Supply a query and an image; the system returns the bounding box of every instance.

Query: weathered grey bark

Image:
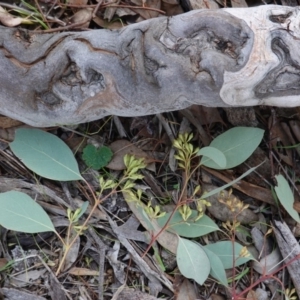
[0,5,299,127]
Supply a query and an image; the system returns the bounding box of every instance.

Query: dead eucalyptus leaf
[117,287,160,300]
[254,288,269,300]
[203,184,258,224]
[0,6,24,27]
[10,269,47,287]
[123,191,178,254]
[130,0,161,19]
[252,248,282,275]
[70,8,92,28]
[67,0,88,4]
[184,0,219,10]
[0,116,23,129]
[0,288,47,300]
[107,139,154,170]
[246,290,258,300]
[251,227,273,256]
[62,229,80,271]
[231,0,248,8]
[176,279,198,300]
[68,267,99,276]
[107,241,126,284]
[93,15,124,29]
[0,258,8,269]
[269,119,293,166]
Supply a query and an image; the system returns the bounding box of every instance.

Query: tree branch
[0,5,298,127]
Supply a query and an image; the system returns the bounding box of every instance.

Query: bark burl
[0,5,299,127]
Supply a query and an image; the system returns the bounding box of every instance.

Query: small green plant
[82,144,113,170]
[284,288,297,300]
[5,0,49,29]
[0,126,283,292]
[146,128,264,286]
[1,128,148,275]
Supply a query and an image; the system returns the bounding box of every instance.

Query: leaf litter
[0,1,300,300]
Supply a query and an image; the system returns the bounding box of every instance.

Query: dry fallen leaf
[184,0,219,10]
[246,289,258,300]
[0,6,24,27]
[123,190,178,254]
[10,269,47,287]
[289,120,300,141]
[0,258,8,270]
[92,16,124,29]
[252,248,282,275]
[116,287,160,300]
[161,2,183,16]
[231,0,248,8]
[188,105,224,126]
[269,117,294,166]
[176,279,198,300]
[130,0,161,19]
[202,167,274,205]
[203,184,258,224]
[68,267,99,276]
[0,288,47,300]
[107,139,154,170]
[67,0,88,4]
[62,229,80,271]
[70,8,93,28]
[0,116,23,129]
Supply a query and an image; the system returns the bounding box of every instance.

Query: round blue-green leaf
[177,238,210,285]
[275,175,300,223]
[202,246,228,287]
[198,146,226,169]
[157,210,219,237]
[0,191,55,233]
[10,128,82,181]
[204,241,254,269]
[201,127,264,169]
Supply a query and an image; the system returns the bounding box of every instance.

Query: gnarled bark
[0,5,299,127]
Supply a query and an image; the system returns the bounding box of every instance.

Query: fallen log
[0,5,298,127]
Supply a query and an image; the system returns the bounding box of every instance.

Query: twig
[34,21,89,33]
[93,0,103,18]
[87,227,107,300]
[34,0,50,28]
[105,211,174,292]
[52,1,166,14]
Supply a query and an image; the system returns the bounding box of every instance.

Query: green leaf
[0,260,14,272]
[227,267,249,283]
[274,175,300,223]
[204,241,254,269]
[82,144,113,170]
[10,128,82,181]
[201,127,264,169]
[201,163,262,199]
[74,201,89,222]
[202,246,228,287]
[198,146,226,169]
[0,191,55,233]
[177,237,210,285]
[140,207,155,231]
[157,210,219,237]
